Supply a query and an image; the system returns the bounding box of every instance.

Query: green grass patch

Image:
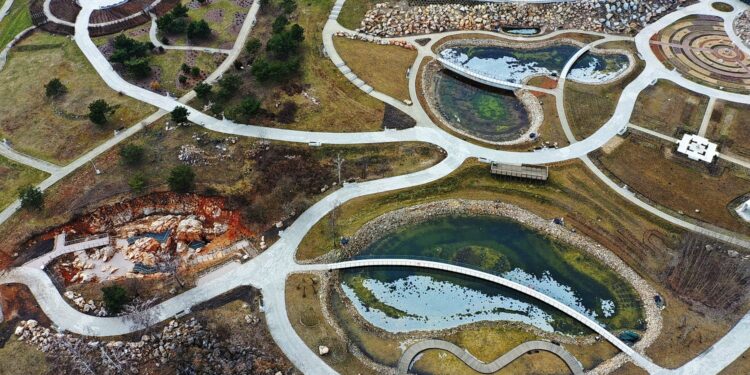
[0,32,155,164]
[336,0,377,30]
[0,155,49,210]
[0,0,32,48]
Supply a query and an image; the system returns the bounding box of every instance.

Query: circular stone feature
[652,15,750,93]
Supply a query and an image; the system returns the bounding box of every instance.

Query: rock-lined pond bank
[334,199,662,363]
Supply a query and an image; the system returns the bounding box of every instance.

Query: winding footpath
[1,0,750,374]
[396,339,584,375]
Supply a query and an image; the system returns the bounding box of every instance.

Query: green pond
[341,216,644,334]
[434,72,531,142]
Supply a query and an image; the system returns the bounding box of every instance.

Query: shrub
[194,82,211,99]
[44,78,67,98]
[245,38,261,55]
[191,66,201,77]
[119,144,144,166]
[88,99,114,125]
[18,186,43,210]
[128,173,147,193]
[102,285,130,315]
[187,20,211,40]
[171,106,190,124]
[272,15,288,34]
[168,165,196,193]
[277,101,298,124]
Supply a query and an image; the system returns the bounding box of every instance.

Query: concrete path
[0,140,60,174]
[320,258,662,373]
[0,0,12,24]
[2,1,750,375]
[698,96,716,136]
[24,233,110,269]
[397,339,584,375]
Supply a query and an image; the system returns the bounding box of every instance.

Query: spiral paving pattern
[652,15,750,93]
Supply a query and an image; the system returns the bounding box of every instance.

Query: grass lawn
[0,337,48,375]
[147,49,223,96]
[297,159,682,265]
[597,135,750,235]
[202,0,386,132]
[285,273,377,374]
[564,43,644,140]
[159,0,250,49]
[412,326,618,374]
[0,156,49,210]
[0,0,32,48]
[706,100,750,159]
[0,32,155,164]
[630,79,708,137]
[333,36,416,101]
[336,0,377,30]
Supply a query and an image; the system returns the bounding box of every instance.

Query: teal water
[341,215,644,333]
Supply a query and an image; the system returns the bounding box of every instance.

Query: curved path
[397,339,584,375]
[0,0,12,24]
[2,1,750,375]
[320,258,661,372]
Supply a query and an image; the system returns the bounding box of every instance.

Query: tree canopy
[18,186,43,210]
[88,99,115,125]
[171,106,190,124]
[168,165,196,193]
[44,78,67,98]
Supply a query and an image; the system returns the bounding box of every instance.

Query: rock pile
[333,31,416,49]
[357,0,686,36]
[63,291,107,316]
[734,10,750,48]
[14,316,282,374]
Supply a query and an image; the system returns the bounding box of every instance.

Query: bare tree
[333,153,345,185]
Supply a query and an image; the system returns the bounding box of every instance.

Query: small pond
[433,71,531,142]
[439,43,629,84]
[341,216,644,334]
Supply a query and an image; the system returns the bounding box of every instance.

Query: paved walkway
[0,0,12,24]
[397,339,584,375]
[24,233,110,269]
[2,1,750,375]
[320,258,662,373]
[0,141,61,174]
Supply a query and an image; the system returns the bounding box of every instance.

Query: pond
[340,216,644,334]
[433,71,531,142]
[439,43,629,84]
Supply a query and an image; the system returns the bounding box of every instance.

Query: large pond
[340,216,644,334]
[433,72,531,142]
[439,44,629,84]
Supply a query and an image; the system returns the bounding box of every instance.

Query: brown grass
[564,48,644,140]
[0,32,155,164]
[706,100,750,159]
[596,135,750,235]
[630,79,709,137]
[285,273,377,374]
[333,37,416,101]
